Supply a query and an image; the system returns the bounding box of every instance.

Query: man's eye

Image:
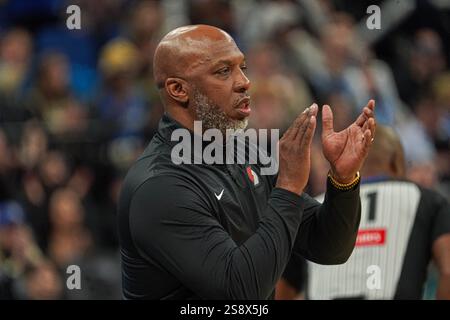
[216,67,230,75]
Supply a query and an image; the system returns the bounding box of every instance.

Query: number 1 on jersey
[367,191,378,221]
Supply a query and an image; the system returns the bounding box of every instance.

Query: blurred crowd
[0,0,449,299]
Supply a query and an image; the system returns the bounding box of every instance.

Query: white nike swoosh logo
[214,189,224,200]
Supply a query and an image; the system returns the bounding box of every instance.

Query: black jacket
[118,113,361,299]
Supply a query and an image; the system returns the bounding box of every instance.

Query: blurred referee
[282,126,450,299]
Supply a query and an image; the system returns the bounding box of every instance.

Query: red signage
[355,229,386,247]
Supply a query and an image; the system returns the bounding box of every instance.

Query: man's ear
[165,78,189,106]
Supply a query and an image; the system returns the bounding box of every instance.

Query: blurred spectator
[394,28,447,109]
[18,121,48,171]
[63,161,120,251]
[407,160,439,190]
[235,0,301,49]
[189,0,236,38]
[0,201,42,273]
[127,0,163,50]
[282,14,365,143]
[39,150,70,190]
[69,0,124,44]
[0,128,22,199]
[396,117,439,190]
[46,187,121,299]
[20,171,47,250]
[22,261,64,300]
[301,13,355,101]
[96,38,149,170]
[29,53,86,135]
[247,42,312,132]
[47,188,92,268]
[343,45,407,126]
[19,150,70,251]
[0,28,32,95]
[0,128,15,177]
[126,0,165,138]
[0,198,45,299]
[415,92,449,187]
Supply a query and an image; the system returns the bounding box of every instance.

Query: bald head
[153,25,235,90]
[363,125,406,178]
[151,24,250,133]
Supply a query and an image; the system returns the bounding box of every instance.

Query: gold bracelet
[328,170,360,191]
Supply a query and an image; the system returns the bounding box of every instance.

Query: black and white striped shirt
[305,178,450,299]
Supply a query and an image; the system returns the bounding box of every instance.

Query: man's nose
[234,70,251,93]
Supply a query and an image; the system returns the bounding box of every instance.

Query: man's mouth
[235,97,251,117]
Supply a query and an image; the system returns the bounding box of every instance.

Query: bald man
[281,126,450,299]
[118,25,376,299]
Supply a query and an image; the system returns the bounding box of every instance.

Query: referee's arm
[129,175,304,300]
[429,191,450,299]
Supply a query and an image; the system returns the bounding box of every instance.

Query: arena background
[0,0,449,300]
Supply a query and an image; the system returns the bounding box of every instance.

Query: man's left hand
[322,100,376,184]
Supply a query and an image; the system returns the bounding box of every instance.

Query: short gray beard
[192,89,248,135]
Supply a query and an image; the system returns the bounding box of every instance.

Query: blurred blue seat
[0,0,62,29]
[36,26,97,67]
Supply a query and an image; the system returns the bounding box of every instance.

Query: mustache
[233,95,251,108]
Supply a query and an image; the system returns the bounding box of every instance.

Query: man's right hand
[275,104,318,196]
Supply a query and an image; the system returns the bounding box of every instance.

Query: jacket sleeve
[129,175,304,300]
[292,178,362,265]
